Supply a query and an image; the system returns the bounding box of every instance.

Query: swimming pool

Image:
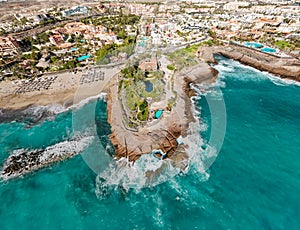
[139,42,146,47]
[154,110,163,119]
[244,42,263,49]
[78,54,91,61]
[261,47,277,53]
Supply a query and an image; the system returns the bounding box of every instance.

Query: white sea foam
[95,154,181,194]
[22,93,107,119]
[95,88,211,195]
[1,136,94,180]
[69,93,107,111]
[38,136,94,162]
[25,103,65,115]
[216,57,300,87]
[215,64,235,73]
[266,74,300,87]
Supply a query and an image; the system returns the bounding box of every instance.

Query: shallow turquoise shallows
[0,56,300,229]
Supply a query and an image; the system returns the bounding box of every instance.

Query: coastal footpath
[199,44,300,82]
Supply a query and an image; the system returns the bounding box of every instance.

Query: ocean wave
[22,104,65,123]
[0,93,107,125]
[265,74,300,87]
[95,92,211,196]
[69,93,107,111]
[95,154,181,195]
[216,57,300,87]
[214,64,235,73]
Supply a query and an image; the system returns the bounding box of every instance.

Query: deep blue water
[0,57,300,229]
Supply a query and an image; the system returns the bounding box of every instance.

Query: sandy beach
[0,66,123,111]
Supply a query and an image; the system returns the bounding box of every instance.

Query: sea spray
[95,155,180,195]
[94,85,215,196]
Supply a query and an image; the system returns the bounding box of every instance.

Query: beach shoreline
[1,44,299,179]
[1,43,299,112]
[0,65,123,112]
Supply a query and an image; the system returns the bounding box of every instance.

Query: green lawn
[168,44,200,69]
[274,40,295,50]
[122,75,164,123]
[125,86,141,111]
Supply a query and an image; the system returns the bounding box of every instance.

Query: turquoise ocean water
[0,56,299,229]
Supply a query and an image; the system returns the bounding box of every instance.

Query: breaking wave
[1,135,94,180]
[95,85,219,196]
[70,93,107,111]
[0,93,107,125]
[266,74,300,87]
[215,56,300,87]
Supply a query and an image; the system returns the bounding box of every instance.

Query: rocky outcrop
[108,114,183,162]
[1,136,93,180]
[199,45,300,81]
[106,61,218,165]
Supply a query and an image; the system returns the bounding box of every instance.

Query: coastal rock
[199,45,300,81]
[1,136,93,180]
[106,60,218,166]
[109,124,182,162]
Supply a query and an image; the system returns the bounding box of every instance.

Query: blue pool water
[244,42,263,48]
[154,110,163,119]
[78,54,91,61]
[139,42,146,47]
[144,80,153,92]
[261,47,277,53]
[0,57,300,229]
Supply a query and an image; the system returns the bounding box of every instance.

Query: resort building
[139,57,158,72]
[49,34,64,46]
[49,34,72,49]
[62,6,89,17]
[64,22,87,35]
[126,4,156,17]
[0,36,20,56]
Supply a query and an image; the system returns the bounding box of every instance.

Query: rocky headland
[3,43,298,180]
[106,60,218,169]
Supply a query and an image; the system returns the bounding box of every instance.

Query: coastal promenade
[1,41,299,111]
